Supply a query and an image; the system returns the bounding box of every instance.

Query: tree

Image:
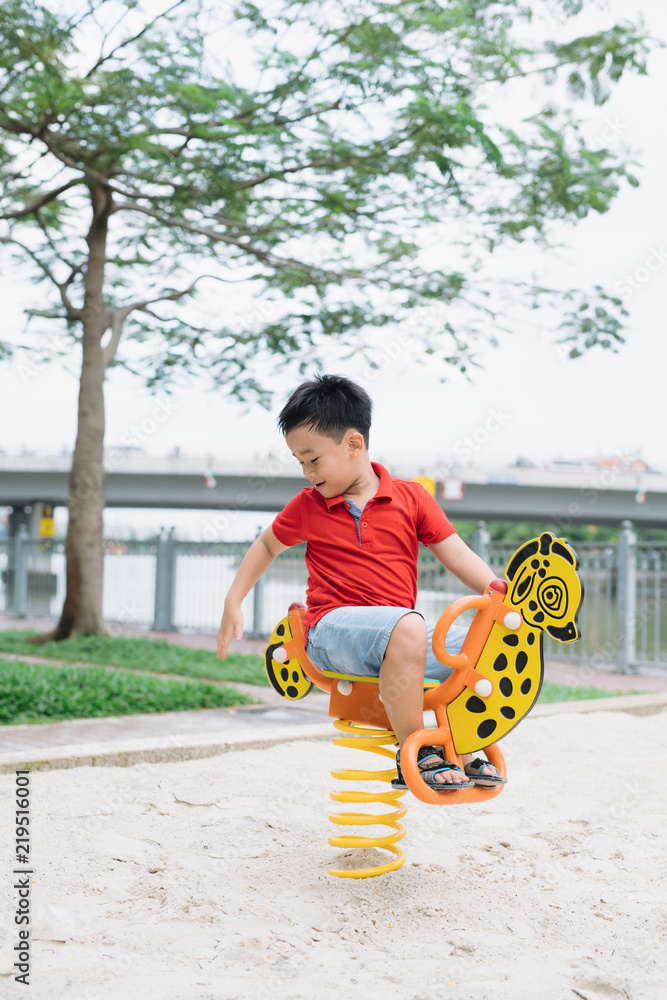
[0,0,651,638]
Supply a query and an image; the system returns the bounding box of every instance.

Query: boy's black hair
[277,374,372,448]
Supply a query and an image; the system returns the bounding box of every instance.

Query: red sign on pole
[441,478,465,502]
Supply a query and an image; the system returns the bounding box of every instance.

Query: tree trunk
[30,182,113,642]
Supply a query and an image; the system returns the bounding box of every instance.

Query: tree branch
[0,235,83,320]
[84,0,191,79]
[101,311,124,369]
[103,276,206,367]
[142,98,344,140]
[230,23,357,125]
[234,155,369,192]
[0,108,147,201]
[0,178,82,220]
[110,200,355,279]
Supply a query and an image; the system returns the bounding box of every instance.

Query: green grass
[0,657,257,725]
[0,631,641,700]
[0,630,644,726]
[0,630,268,686]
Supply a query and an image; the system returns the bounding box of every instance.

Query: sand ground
[1,708,666,1000]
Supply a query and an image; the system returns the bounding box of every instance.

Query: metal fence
[1,521,665,673]
[637,542,667,668]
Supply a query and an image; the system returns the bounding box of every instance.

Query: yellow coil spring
[328,719,408,879]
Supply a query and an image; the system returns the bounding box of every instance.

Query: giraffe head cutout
[504,532,583,642]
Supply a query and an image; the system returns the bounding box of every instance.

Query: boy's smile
[285,423,379,503]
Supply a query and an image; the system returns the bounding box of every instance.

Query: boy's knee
[387,612,427,655]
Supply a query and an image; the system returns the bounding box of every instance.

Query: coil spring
[328,719,408,879]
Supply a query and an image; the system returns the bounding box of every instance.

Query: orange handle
[431,593,490,670]
[288,608,333,693]
[426,580,511,711]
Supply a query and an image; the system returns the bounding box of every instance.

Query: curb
[0,693,665,773]
[0,722,334,774]
[531,691,667,718]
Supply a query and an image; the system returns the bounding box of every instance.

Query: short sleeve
[272,493,305,546]
[415,485,457,545]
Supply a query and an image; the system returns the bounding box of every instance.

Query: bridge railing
[1,522,664,673]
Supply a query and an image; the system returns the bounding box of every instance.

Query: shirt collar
[323,462,394,510]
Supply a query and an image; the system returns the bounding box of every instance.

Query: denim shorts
[306,605,468,684]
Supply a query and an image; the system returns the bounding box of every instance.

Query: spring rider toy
[264,532,583,878]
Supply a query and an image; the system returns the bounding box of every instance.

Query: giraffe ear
[539,532,554,555]
[506,538,540,581]
[551,538,577,567]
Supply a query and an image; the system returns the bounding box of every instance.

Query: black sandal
[392,745,475,792]
[464,757,508,786]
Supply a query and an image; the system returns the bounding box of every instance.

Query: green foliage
[456,520,666,544]
[0,656,256,725]
[558,287,628,357]
[0,0,657,387]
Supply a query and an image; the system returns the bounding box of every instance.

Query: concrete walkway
[1,614,666,773]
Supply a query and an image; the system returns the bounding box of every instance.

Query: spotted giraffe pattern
[447,532,583,755]
[264,616,313,700]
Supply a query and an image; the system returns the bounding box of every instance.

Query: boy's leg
[380,612,469,786]
[425,619,503,783]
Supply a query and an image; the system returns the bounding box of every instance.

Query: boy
[216,374,505,790]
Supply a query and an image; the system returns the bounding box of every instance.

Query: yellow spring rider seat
[264,533,583,879]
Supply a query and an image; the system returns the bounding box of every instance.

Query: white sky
[1,0,666,537]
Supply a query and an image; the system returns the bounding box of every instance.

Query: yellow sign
[412,476,436,498]
[39,503,55,538]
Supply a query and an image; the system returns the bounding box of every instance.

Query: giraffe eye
[537,578,565,618]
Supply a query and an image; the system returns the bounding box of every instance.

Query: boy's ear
[345,429,365,455]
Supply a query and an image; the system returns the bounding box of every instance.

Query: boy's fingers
[216,629,230,659]
[216,612,243,657]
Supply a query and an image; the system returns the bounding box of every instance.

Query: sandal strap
[466,758,497,772]
[418,758,462,774]
[396,746,473,788]
[416,745,446,762]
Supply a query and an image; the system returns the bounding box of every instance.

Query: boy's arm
[428,533,496,595]
[216,526,290,659]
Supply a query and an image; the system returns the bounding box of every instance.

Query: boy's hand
[216,601,244,659]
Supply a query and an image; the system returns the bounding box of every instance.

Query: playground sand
[1,708,666,1000]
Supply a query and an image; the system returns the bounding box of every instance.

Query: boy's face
[286,423,364,498]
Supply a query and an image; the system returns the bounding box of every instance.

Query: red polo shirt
[271,462,456,633]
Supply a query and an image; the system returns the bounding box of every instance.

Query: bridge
[1,451,664,529]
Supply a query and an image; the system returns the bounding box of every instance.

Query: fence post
[251,574,265,638]
[13,524,29,619]
[471,520,490,565]
[152,527,176,632]
[616,520,637,673]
